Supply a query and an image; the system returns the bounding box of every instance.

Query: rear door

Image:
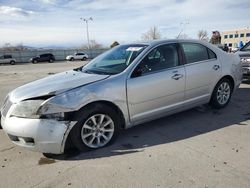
[127,43,186,124]
[75,53,81,60]
[180,42,221,106]
[39,54,47,62]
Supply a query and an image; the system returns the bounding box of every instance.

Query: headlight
[10,100,65,120]
[11,100,44,118]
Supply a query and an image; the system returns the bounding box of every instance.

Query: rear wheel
[210,78,233,109]
[82,57,87,61]
[10,61,15,65]
[49,59,54,63]
[70,103,121,151]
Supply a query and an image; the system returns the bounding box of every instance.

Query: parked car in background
[0,39,242,154]
[0,55,16,65]
[66,52,88,61]
[30,53,55,63]
[236,41,250,80]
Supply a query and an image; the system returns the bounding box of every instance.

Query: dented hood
[9,70,109,103]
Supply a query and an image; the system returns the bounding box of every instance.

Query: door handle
[172,74,183,80]
[213,65,220,70]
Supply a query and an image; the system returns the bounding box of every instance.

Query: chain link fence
[0,49,107,63]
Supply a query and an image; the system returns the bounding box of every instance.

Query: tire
[82,57,87,61]
[32,60,37,64]
[209,78,233,109]
[70,58,74,61]
[70,103,121,152]
[49,59,54,63]
[10,61,15,65]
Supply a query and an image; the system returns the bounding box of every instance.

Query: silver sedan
[0,39,242,154]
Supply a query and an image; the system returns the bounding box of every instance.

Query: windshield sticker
[126,47,143,51]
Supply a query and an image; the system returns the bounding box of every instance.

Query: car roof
[124,39,212,47]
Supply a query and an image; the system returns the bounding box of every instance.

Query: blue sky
[0,0,249,47]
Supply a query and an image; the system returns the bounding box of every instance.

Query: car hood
[236,50,250,57]
[9,70,109,103]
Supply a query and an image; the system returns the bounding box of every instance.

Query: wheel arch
[63,100,126,152]
[219,75,235,91]
[80,100,126,129]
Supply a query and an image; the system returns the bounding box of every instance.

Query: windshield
[82,44,148,75]
[240,42,250,51]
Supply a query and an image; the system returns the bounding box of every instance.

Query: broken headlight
[40,112,65,121]
[11,100,45,118]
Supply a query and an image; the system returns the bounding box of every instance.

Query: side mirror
[131,68,143,78]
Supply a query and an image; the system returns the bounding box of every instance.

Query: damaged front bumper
[1,115,76,154]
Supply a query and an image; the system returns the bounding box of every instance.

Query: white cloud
[0,0,249,47]
[0,6,34,17]
[32,0,56,4]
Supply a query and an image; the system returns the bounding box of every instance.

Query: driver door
[126,43,186,124]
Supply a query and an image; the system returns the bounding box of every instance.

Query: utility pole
[177,22,189,39]
[80,17,93,50]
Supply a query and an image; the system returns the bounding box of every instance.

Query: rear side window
[207,48,216,59]
[4,55,12,59]
[181,43,216,64]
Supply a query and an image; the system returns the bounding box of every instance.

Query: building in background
[221,28,250,51]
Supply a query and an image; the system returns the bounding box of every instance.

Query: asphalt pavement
[0,61,250,188]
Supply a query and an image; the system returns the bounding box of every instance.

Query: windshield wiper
[84,70,97,74]
[73,66,83,72]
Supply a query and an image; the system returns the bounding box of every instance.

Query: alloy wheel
[216,82,231,105]
[81,114,114,148]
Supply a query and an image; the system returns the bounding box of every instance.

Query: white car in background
[66,52,88,61]
[0,55,16,65]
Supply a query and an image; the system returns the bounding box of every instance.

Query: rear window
[181,43,216,64]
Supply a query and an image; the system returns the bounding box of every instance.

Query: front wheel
[210,78,233,109]
[70,104,121,151]
[10,61,15,65]
[49,59,54,63]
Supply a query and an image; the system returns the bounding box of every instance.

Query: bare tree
[82,40,103,49]
[197,30,208,41]
[141,26,161,41]
[0,43,27,51]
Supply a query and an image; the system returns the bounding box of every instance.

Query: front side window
[240,42,250,51]
[82,44,148,75]
[132,44,179,77]
[181,43,209,64]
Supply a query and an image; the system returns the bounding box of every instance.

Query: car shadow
[46,87,250,160]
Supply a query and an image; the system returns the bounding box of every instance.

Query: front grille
[1,96,12,117]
